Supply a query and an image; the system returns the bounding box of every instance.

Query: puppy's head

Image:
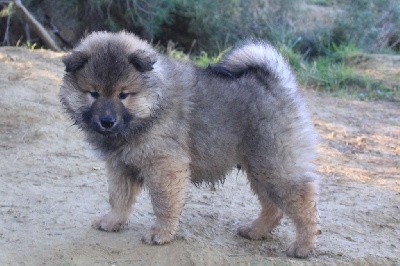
[60,31,161,137]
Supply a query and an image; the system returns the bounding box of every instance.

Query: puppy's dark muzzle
[99,115,116,129]
[82,98,133,135]
[96,115,123,135]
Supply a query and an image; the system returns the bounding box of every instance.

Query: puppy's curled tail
[211,41,297,92]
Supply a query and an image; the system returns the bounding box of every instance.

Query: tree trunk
[12,0,61,51]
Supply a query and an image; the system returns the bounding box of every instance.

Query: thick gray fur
[60,32,320,258]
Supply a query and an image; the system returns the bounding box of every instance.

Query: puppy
[60,31,320,258]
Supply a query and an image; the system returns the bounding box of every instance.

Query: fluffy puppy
[60,31,320,258]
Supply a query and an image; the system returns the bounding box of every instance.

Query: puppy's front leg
[142,160,190,245]
[92,159,142,232]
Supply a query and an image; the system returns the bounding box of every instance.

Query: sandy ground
[0,47,399,265]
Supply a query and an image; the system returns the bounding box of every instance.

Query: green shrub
[333,0,400,52]
[299,44,397,100]
[306,0,334,6]
[2,0,399,101]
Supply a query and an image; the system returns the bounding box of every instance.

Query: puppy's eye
[119,92,129,99]
[90,91,99,99]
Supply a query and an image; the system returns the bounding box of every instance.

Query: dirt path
[0,47,399,265]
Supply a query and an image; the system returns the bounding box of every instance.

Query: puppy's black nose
[99,115,116,129]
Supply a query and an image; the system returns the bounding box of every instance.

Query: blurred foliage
[0,3,14,17]
[334,0,400,52]
[1,0,399,54]
[306,0,334,6]
[1,0,399,100]
[288,44,399,101]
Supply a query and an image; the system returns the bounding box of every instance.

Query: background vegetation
[1,0,399,100]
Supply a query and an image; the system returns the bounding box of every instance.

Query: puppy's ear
[62,51,89,73]
[128,50,157,72]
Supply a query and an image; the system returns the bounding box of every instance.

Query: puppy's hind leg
[239,166,319,258]
[238,175,283,240]
[92,160,142,232]
[282,180,320,258]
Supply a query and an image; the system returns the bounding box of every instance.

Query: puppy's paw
[238,225,268,240]
[286,241,314,258]
[92,212,128,232]
[142,226,175,245]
